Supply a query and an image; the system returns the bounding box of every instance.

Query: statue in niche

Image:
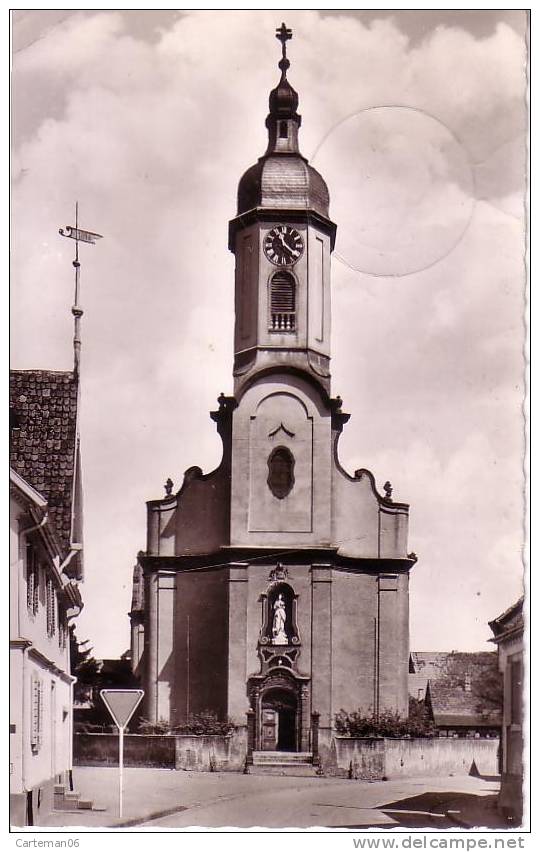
[272,594,287,645]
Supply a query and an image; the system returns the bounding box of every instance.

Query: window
[279,120,288,138]
[30,675,43,753]
[267,446,295,499]
[46,577,56,637]
[270,272,296,331]
[26,543,39,615]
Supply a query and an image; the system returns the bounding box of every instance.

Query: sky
[10,9,528,659]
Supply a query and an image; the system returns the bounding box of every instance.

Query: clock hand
[283,233,296,251]
[277,233,293,258]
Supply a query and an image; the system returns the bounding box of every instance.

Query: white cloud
[11,10,527,655]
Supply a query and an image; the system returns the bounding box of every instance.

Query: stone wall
[74,729,247,772]
[331,737,499,780]
[74,734,177,768]
[175,729,247,771]
[75,732,499,780]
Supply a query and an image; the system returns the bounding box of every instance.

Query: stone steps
[252,750,313,764]
[54,784,94,812]
[247,750,321,776]
[247,763,321,777]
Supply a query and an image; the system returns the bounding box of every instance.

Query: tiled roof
[10,370,79,558]
[410,651,497,679]
[409,672,430,700]
[411,650,502,728]
[426,681,501,727]
[409,652,449,678]
[489,598,524,641]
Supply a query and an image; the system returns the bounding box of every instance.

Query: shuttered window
[46,577,56,637]
[26,543,39,615]
[31,675,43,753]
[270,272,296,331]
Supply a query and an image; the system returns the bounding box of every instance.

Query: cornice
[139,549,416,575]
[228,207,337,252]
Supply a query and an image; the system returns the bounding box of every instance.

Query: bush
[137,717,172,735]
[75,722,116,734]
[137,711,235,736]
[335,702,436,739]
[173,711,235,736]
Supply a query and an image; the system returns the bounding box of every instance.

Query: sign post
[100,689,144,818]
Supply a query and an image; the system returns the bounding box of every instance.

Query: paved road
[37,767,506,830]
[138,775,502,830]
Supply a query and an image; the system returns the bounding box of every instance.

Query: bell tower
[137,23,415,752]
[229,23,336,397]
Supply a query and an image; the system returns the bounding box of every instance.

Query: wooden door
[261,708,278,750]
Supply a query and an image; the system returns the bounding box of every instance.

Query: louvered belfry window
[270,272,296,331]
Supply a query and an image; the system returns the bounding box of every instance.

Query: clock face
[264,226,304,266]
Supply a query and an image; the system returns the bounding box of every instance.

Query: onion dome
[238,157,329,218]
[268,74,299,118]
[236,23,330,220]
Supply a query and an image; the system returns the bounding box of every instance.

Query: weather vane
[59,202,103,375]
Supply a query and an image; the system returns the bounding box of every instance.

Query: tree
[69,624,100,705]
[443,652,503,715]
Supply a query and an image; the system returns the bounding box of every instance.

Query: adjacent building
[409,650,502,738]
[489,598,524,822]
[131,25,416,767]
[10,370,84,825]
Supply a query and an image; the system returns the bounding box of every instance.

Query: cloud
[11,10,527,655]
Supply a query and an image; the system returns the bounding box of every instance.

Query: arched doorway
[261,687,298,751]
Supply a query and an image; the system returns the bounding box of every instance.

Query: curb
[113,804,190,828]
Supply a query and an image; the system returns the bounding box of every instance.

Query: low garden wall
[74,733,176,768]
[330,736,499,780]
[75,731,498,780]
[74,728,247,772]
[175,728,246,772]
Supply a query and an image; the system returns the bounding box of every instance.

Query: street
[37,767,509,830]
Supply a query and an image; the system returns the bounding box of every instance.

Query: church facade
[131,24,416,763]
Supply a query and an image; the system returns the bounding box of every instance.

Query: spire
[266,22,301,155]
[235,23,332,221]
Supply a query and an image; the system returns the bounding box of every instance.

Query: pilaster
[310,563,332,729]
[227,562,249,722]
[144,570,159,723]
[377,573,401,715]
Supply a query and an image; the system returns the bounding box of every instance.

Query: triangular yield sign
[100,689,144,729]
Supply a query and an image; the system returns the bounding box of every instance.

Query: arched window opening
[270,272,296,331]
[267,446,295,499]
[279,120,288,138]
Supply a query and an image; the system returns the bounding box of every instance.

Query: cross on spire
[275,22,292,74]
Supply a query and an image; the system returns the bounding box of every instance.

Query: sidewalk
[30,767,511,831]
